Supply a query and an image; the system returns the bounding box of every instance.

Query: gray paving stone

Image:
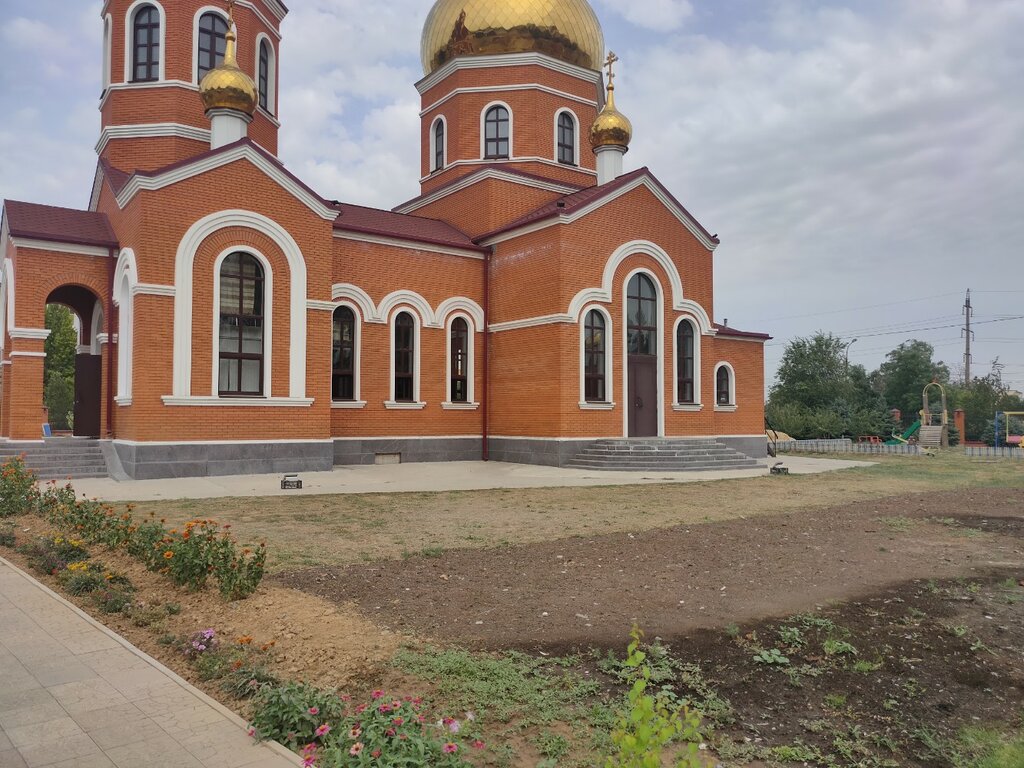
[104,733,205,768]
[0,693,65,731]
[18,733,103,768]
[0,748,29,767]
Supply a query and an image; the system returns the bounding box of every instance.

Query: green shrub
[221,663,279,699]
[0,523,15,547]
[93,588,133,613]
[17,534,89,576]
[56,562,109,595]
[250,682,348,751]
[0,456,39,518]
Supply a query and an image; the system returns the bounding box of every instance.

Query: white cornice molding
[331,400,367,409]
[10,238,112,258]
[330,284,484,330]
[116,144,338,221]
[10,351,46,358]
[9,328,51,340]
[96,123,210,155]
[237,1,284,36]
[161,396,314,407]
[133,283,176,298]
[479,175,718,252]
[395,167,579,214]
[421,84,597,117]
[714,333,770,344]
[306,299,336,312]
[333,230,484,260]
[417,52,602,94]
[418,157,596,185]
[99,79,198,109]
[489,313,571,333]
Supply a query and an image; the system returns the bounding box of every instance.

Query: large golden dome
[200,26,257,115]
[421,0,605,75]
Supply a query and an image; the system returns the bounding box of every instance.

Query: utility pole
[962,289,973,384]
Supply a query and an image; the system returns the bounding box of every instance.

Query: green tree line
[44,304,77,431]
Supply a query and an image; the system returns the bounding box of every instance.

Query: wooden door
[628,355,658,437]
[73,354,102,438]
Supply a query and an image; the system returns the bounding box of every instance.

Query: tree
[44,304,78,429]
[770,332,850,410]
[44,372,74,431]
[872,341,950,422]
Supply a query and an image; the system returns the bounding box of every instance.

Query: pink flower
[301,743,318,768]
[308,706,320,716]
[392,717,404,726]
[314,723,330,738]
[355,704,368,714]
[340,694,352,702]
[378,704,392,714]
[448,720,461,734]
[371,690,385,699]
[247,726,256,738]
[349,726,362,739]
[443,743,458,754]
[349,742,364,756]
[472,739,485,749]
[385,728,396,737]
[371,749,381,758]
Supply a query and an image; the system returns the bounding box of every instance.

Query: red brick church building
[0,0,769,479]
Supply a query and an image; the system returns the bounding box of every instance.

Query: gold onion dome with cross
[590,52,632,150]
[421,0,606,74]
[199,0,258,115]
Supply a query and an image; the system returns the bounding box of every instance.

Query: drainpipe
[106,248,116,439]
[482,246,492,461]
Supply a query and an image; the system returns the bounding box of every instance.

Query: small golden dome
[200,24,257,115]
[421,0,605,75]
[590,75,632,150]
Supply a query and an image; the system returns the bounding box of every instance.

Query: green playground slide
[885,419,921,445]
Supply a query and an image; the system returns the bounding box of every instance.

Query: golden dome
[421,0,605,75]
[200,24,257,115]
[590,81,632,150]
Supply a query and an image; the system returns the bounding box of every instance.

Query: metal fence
[964,446,1024,460]
[775,439,923,456]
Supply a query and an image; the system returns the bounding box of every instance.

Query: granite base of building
[717,435,769,460]
[112,441,334,480]
[333,437,483,465]
[488,435,768,467]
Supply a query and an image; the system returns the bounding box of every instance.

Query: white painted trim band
[161,396,314,407]
[396,167,578,214]
[333,231,484,260]
[9,328,51,340]
[96,123,210,154]
[417,52,602,94]
[418,156,596,184]
[10,238,111,258]
[421,83,597,117]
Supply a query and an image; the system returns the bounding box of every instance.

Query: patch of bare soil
[276,488,1024,651]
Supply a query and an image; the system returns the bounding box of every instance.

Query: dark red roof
[475,167,720,245]
[394,166,584,212]
[3,200,118,249]
[334,203,485,253]
[713,322,772,341]
[99,158,131,196]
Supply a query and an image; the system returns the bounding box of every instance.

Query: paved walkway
[69,456,873,502]
[0,557,299,768]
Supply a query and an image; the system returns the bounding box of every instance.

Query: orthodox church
[0,0,769,479]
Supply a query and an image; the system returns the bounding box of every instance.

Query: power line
[836,315,1024,341]
[762,291,961,322]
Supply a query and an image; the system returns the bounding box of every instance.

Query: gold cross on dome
[226,0,236,24]
[604,51,620,86]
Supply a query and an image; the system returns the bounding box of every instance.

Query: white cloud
[596,0,694,31]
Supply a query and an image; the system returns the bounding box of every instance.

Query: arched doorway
[45,286,103,438]
[626,272,659,437]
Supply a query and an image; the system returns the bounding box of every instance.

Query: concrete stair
[567,438,761,472]
[0,439,110,480]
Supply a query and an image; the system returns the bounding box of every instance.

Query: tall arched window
[716,365,733,406]
[584,309,606,402]
[197,12,228,81]
[557,111,576,165]
[627,274,658,355]
[258,39,271,112]
[394,312,415,402]
[132,5,160,82]
[332,306,355,401]
[433,119,445,171]
[450,317,469,403]
[484,105,510,159]
[676,321,695,404]
[219,253,264,397]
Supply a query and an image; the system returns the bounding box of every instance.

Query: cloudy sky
[1,0,1022,392]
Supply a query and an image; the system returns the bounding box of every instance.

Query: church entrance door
[626,272,659,438]
[73,354,102,438]
[628,355,657,437]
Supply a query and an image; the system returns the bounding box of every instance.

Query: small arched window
[433,119,445,171]
[557,112,576,165]
[132,5,160,82]
[676,321,695,404]
[332,307,356,401]
[484,105,510,159]
[394,312,415,402]
[627,274,658,355]
[198,12,229,81]
[584,309,606,402]
[450,317,469,403]
[258,39,271,112]
[716,365,732,406]
[219,253,264,397]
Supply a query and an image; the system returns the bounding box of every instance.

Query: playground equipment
[994,411,1024,448]
[885,419,921,445]
[919,382,949,449]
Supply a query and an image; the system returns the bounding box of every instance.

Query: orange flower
[237,635,253,645]
[163,550,174,559]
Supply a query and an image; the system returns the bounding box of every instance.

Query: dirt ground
[276,488,1024,651]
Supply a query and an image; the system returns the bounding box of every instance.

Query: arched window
[258,39,271,112]
[584,309,606,402]
[557,111,576,165]
[676,321,695,404]
[484,105,510,159]
[197,12,228,81]
[716,365,733,406]
[433,119,446,171]
[450,317,469,403]
[627,274,658,355]
[332,307,356,401]
[394,312,415,402]
[218,253,264,396]
[132,5,160,82]
[103,15,112,89]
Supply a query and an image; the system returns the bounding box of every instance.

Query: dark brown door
[73,354,102,438]
[628,356,658,437]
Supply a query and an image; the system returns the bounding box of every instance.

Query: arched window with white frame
[332,305,358,402]
[715,362,736,409]
[257,36,276,114]
[432,116,447,172]
[116,273,133,402]
[444,314,476,407]
[583,308,607,403]
[386,310,424,408]
[218,252,266,397]
[196,11,229,82]
[102,15,112,89]
[675,319,698,405]
[556,109,578,166]
[482,103,511,159]
[124,1,165,83]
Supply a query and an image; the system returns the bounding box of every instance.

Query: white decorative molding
[9,351,46,358]
[416,52,602,94]
[253,0,287,22]
[488,313,571,333]
[192,6,230,85]
[236,1,284,39]
[444,312,476,406]
[388,308,421,404]
[670,315,703,410]
[103,14,112,89]
[96,123,210,155]
[478,174,718,252]
[9,328,51,340]
[672,404,704,412]
[714,405,738,413]
[333,231,484,260]
[161,396,314,407]
[114,250,136,401]
[554,107,582,167]
[172,210,308,399]
[384,401,427,410]
[578,304,613,408]
[123,0,167,83]
[331,400,367,409]
[435,297,485,330]
[99,79,198,110]
[306,299,336,312]
[417,156,596,185]
[254,33,277,116]
[422,84,597,117]
[714,361,737,409]
[116,143,338,221]
[441,402,480,410]
[479,100,514,161]
[10,238,111,258]
[96,333,110,345]
[89,299,104,355]
[133,283,176,297]
[429,114,448,173]
[115,396,133,407]
[579,402,615,410]
[330,284,484,331]
[396,167,578,214]
[211,247,273,398]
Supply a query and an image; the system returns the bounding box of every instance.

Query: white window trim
[212,248,273,398]
[480,100,513,160]
[443,311,477,408]
[714,361,737,411]
[124,0,166,83]
[103,14,113,89]
[386,308,425,409]
[89,300,105,356]
[554,107,580,167]
[578,304,614,409]
[621,269,665,437]
[671,316,702,410]
[192,5,230,85]
[430,115,448,173]
[115,271,133,403]
[331,301,362,407]
[255,33,276,116]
